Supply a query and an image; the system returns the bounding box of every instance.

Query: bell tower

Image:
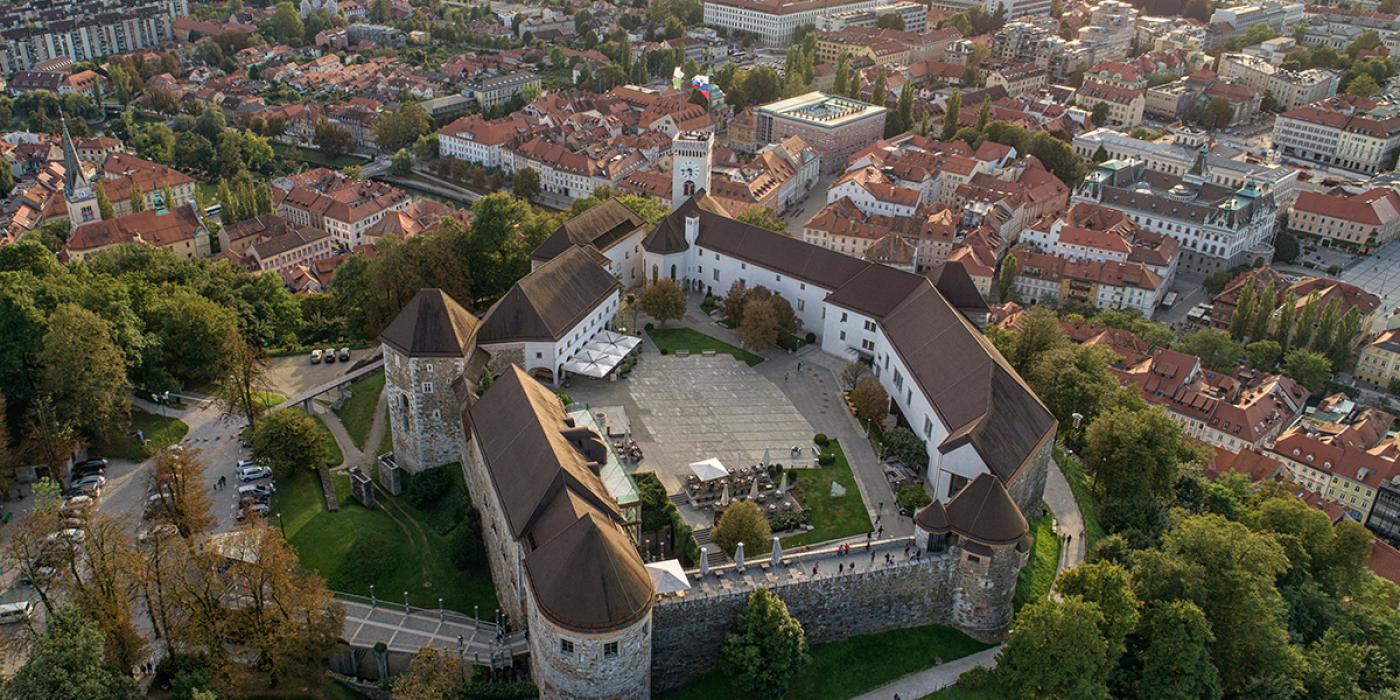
[671,131,713,211]
[61,114,99,230]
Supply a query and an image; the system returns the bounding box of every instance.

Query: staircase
[692,528,729,565]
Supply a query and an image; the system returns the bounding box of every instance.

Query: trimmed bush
[769,509,811,531]
[804,332,816,344]
[817,452,835,466]
[645,322,655,331]
[405,464,453,508]
[814,433,830,447]
[897,485,932,513]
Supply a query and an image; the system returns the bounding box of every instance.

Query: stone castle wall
[384,346,468,474]
[651,548,1014,692]
[527,591,653,700]
[1006,433,1054,520]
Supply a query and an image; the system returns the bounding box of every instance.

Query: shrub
[776,333,801,351]
[660,348,670,355]
[555,390,573,406]
[766,463,783,482]
[462,681,541,699]
[711,500,773,556]
[406,464,453,507]
[768,509,811,531]
[897,485,932,513]
[960,666,993,690]
[817,452,835,466]
[814,433,829,447]
[805,332,816,344]
[645,322,655,331]
[451,507,487,570]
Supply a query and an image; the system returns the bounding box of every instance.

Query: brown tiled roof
[378,288,481,358]
[942,473,1028,545]
[479,246,620,344]
[1292,188,1400,226]
[468,366,651,632]
[65,204,204,254]
[533,198,646,262]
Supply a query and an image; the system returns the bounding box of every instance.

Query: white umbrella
[689,458,729,482]
[777,470,788,496]
[646,560,692,594]
[748,477,759,500]
[735,541,745,568]
[770,536,783,565]
[700,547,710,576]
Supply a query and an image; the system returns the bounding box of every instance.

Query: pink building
[755,92,886,173]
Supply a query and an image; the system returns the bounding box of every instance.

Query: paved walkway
[851,645,1001,700]
[337,594,526,660]
[667,294,910,539]
[1045,459,1086,575]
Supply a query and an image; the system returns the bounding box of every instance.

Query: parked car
[323,348,337,364]
[17,566,57,586]
[46,528,86,545]
[338,347,351,362]
[238,483,276,499]
[71,462,106,480]
[236,459,266,469]
[0,600,35,624]
[60,496,93,516]
[72,473,106,488]
[138,523,179,543]
[238,465,273,482]
[310,349,323,364]
[66,481,102,498]
[74,458,108,472]
[237,502,271,520]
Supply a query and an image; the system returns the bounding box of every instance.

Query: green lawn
[647,327,764,366]
[782,439,873,548]
[271,461,497,614]
[333,370,384,449]
[377,407,393,456]
[254,391,287,410]
[662,624,991,700]
[1013,514,1060,610]
[286,407,343,467]
[926,686,996,699]
[1054,447,1105,550]
[92,409,189,460]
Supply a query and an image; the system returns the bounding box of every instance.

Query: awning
[646,559,691,594]
[690,457,729,482]
[560,330,642,379]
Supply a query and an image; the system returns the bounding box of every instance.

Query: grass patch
[647,327,763,366]
[91,409,189,460]
[287,407,343,467]
[1013,513,1060,610]
[333,370,384,449]
[377,407,393,456]
[782,439,873,548]
[1054,447,1105,550]
[271,461,497,614]
[661,624,991,700]
[926,686,996,699]
[253,391,287,410]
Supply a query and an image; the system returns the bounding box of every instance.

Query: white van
[0,600,34,624]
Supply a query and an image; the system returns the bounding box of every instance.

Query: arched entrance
[651,264,659,285]
[530,366,555,384]
[669,264,677,280]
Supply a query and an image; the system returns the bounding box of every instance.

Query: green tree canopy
[252,408,331,476]
[994,597,1111,699]
[7,606,140,700]
[721,588,808,698]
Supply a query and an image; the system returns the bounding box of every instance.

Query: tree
[721,281,749,324]
[93,181,114,220]
[173,132,213,173]
[1175,329,1242,373]
[260,2,305,45]
[889,84,914,137]
[251,409,329,476]
[941,89,962,141]
[882,426,927,468]
[1028,344,1119,429]
[876,12,905,29]
[390,148,414,177]
[392,647,474,700]
[1282,349,1332,393]
[512,167,541,201]
[372,102,431,153]
[711,500,772,557]
[148,447,215,539]
[1084,402,1188,537]
[1245,339,1282,370]
[39,304,129,443]
[1275,293,1297,353]
[313,118,355,160]
[721,588,807,698]
[639,278,686,327]
[1091,102,1111,127]
[1228,277,1256,340]
[998,253,1019,302]
[849,377,889,425]
[997,306,1067,374]
[1332,307,1363,369]
[1128,601,1221,700]
[736,205,787,233]
[1092,145,1110,163]
[148,289,240,386]
[215,333,269,433]
[215,131,246,179]
[994,597,1111,700]
[23,398,78,484]
[58,515,146,672]
[737,297,780,350]
[6,606,140,700]
[833,53,850,96]
[1057,562,1140,667]
[976,95,992,134]
[1201,98,1234,130]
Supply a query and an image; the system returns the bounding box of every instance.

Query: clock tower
[671,131,713,211]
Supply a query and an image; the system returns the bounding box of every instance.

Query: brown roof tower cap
[379,288,481,358]
[945,473,1028,546]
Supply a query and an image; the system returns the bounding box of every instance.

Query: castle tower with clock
[671,131,713,211]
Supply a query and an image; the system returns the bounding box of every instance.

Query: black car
[72,463,106,480]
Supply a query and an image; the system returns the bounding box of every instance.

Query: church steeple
[61,113,100,229]
[1183,142,1210,187]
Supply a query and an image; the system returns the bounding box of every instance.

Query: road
[784,173,837,236]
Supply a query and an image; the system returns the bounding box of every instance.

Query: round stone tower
[915,473,1029,640]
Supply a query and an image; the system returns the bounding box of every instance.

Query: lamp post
[403,591,409,613]
[276,511,285,538]
[474,604,479,623]
[369,584,376,607]
[438,597,444,620]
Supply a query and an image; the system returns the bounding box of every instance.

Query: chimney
[685,215,700,246]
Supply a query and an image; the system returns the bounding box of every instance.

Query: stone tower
[671,131,713,211]
[379,288,485,474]
[913,473,1029,640]
[62,115,99,230]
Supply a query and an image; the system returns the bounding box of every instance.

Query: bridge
[337,593,528,668]
[272,358,385,413]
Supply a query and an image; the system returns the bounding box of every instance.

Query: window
[561,640,574,654]
[840,312,848,322]
[923,416,933,438]
[536,352,543,359]
[422,382,434,393]
[604,642,618,657]
[839,331,846,341]
[863,320,876,332]
[861,339,875,351]
[797,299,805,312]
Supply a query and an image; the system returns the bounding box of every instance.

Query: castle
[379,131,1055,697]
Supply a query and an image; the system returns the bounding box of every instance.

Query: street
[784,173,838,236]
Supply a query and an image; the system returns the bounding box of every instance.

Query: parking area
[567,353,818,495]
[264,349,366,399]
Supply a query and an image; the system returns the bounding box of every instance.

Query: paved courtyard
[568,354,818,495]
[1341,238,1400,332]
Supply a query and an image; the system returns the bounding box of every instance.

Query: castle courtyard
[565,352,819,497]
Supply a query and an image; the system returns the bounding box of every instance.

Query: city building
[272,168,411,249]
[1009,245,1167,315]
[469,71,542,110]
[1073,82,1145,128]
[1074,152,1279,274]
[244,225,336,277]
[753,92,886,174]
[531,198,650,288]
[1289,188,1400,253]
[1210,1,1305,33]
[702,0,888,47]
[1272,96,1400,175]
[813,1,929,32]
[1217,53,1339,111]
[1357,329,1400,389]
[1073,127,1300,204]
[63,203,210,261]
[0,0,190,74]
[1271,427,1400,522]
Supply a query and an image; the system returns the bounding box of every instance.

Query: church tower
[62,115,99,230]
[671,131,713,211]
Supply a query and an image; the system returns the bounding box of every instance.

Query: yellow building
[1357,329,1400,389]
